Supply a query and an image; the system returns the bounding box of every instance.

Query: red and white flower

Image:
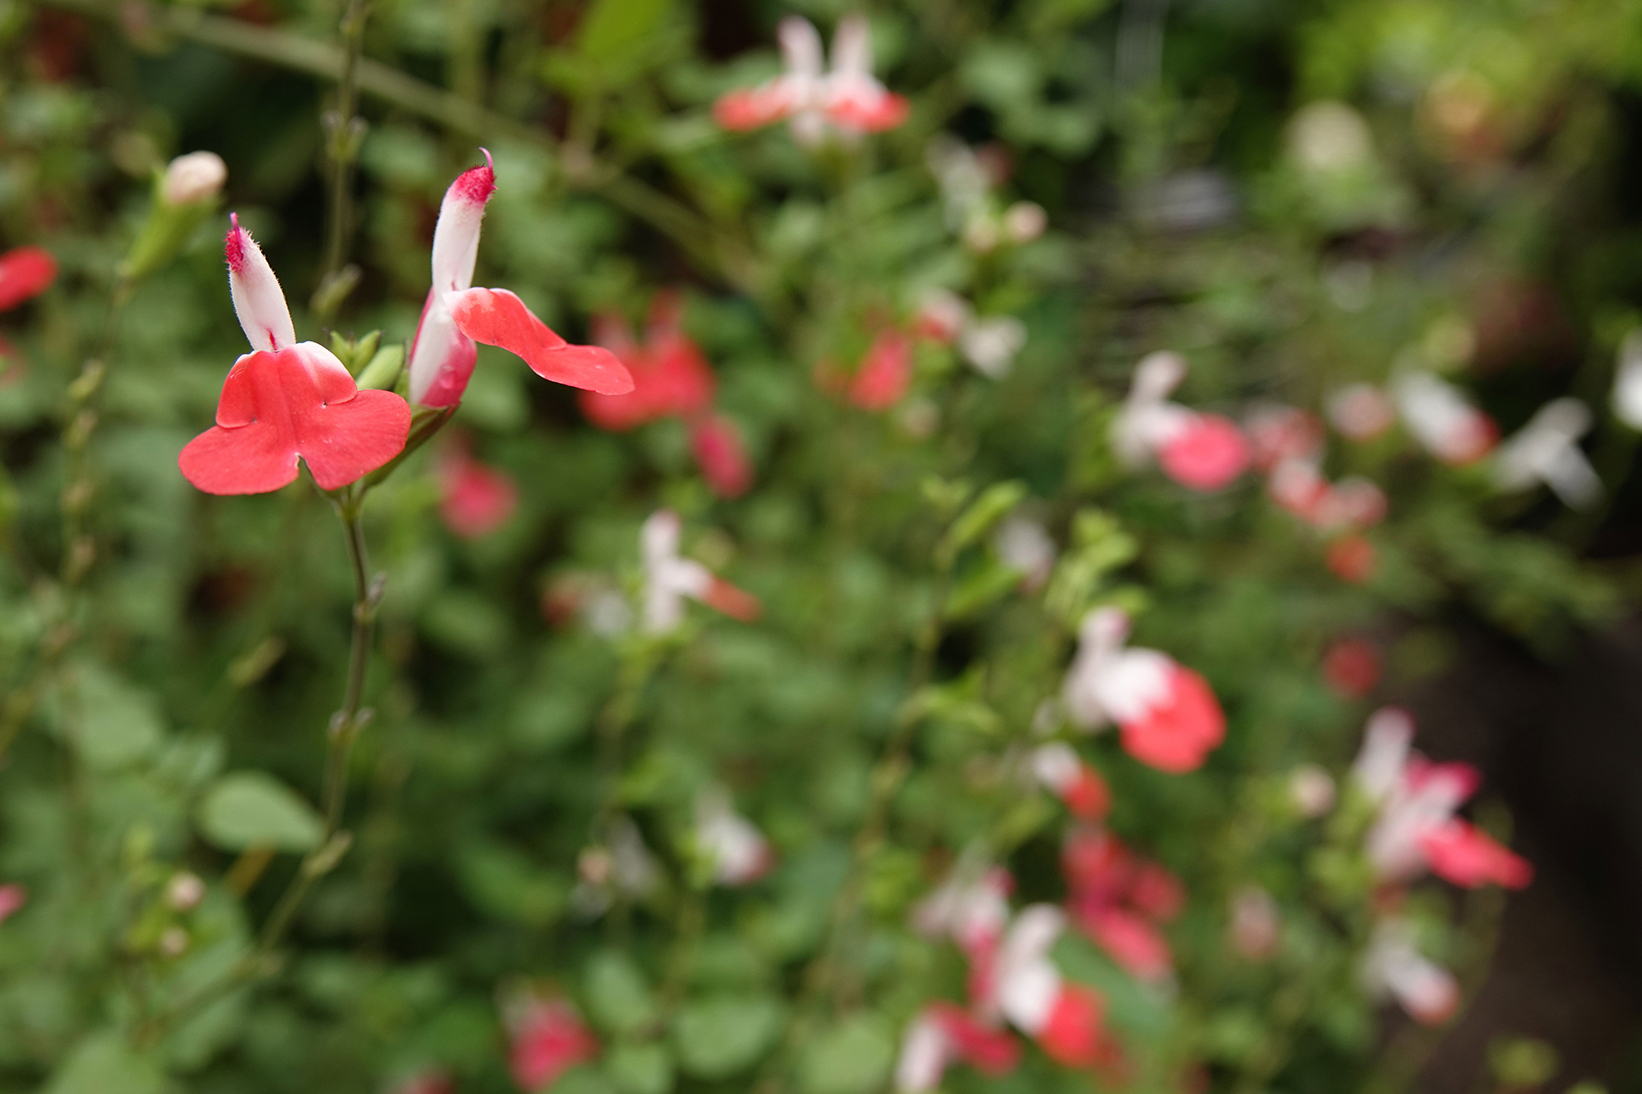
[1061,827,1181,982]
[1030,743,1110,820]
[1351,708,1532,890]
[1246,404,1324,472]
[1112,352,1249,491]
[178,217,412,494]
[695,790,774,886]
[987,905,1113,1067]
[1392,370,1497,465]
[1361,917,1459,1026]
[1492,397,1602,509]
[640,510,760,635]
[914,288,1027,379]
[913,861,1013,968]
[505,996,598,1092]
[848,328,915,410]
[993,515,1056,592]
[894,1002,1020,1092]
[407,153,632,409]
[715,15,908,143]
[1062,608,1226,773]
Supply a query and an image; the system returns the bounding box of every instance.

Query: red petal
[690,415,754,498]
[1119,666,1226,773]
[0,247,57,311]
[1037,985,1107,1068]
[450,287,634,395]
[848,329,913,410]
[1062,765,1110,821]
[1420,820,1533,889]
[1080,907,1174,981]
[179,347,411,495]
[1158,414,1249,491]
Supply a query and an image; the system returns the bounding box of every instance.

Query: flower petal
[225,214,295,352]
[450,287,634,395]
[0,247,57,311]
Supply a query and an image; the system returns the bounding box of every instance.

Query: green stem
[314,0,369,316]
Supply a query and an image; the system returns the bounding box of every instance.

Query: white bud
[1003,201,1047,243]
[161,152,227,205]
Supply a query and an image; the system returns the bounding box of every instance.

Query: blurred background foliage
[2,0,1642,1091]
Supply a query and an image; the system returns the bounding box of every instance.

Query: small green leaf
[72,663,165,770]
[195,772,323,853]
[798,1014,894,1094]
[45,1032,168,1094]
[673,995,783,1079]
[355,343,404,390]
[609,1043,674,1094]
[586,950,658,1035]
[939,480,1027,564]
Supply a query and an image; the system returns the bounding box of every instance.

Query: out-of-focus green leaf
[195,772,323,853]
[672,995,783,1079]
[798,1014,895,1094]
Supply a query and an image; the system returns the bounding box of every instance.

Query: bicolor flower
[581,294,716,429]
[1030,743,1110,820]
[640,510,760,635]
[925,136,1047,252]
[1062,608,1226,773]
[1361,917,1459,1026]
[582,296,753,498]
[571,815,662,918]
[1351,708,1532,890]
[1493,397,1602,509]
[1393,371,1497,465]
[407,153,633,408]
[993,515,1056,592]
[913,861,1014,966]
[1267,460,1387,532]
[894,1002,1020,1093]
[695,790,775,886]
[987,905,1114,1068]
[1112,352,1249,491]
[913,289,1027,379]
[505,996,598,1092]
[715,15,908,143]
[178,217,411,494]
[435,439,518,539]
[1061,827,1182,982]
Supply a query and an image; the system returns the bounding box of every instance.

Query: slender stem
[316,0,368,308]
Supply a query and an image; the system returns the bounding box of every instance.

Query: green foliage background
[1,0,1640,1091]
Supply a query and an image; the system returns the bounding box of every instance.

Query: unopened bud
[1003,201,1047,243]
[159,926,190,956]
[1288,764,1337,817]
[166,871,205,911]
[161,152,227,206]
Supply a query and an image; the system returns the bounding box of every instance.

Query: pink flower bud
[224,214,294,353]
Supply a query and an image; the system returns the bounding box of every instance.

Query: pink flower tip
[454,150,497,204]
[225,212,245,271]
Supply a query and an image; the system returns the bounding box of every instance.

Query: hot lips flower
[1062,608,1226,773]
[1111,351,1249,492]
[407,152,632,409]
[715,15,908,143]
[178,218,412,494]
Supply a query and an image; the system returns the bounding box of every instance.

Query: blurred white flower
[1493,397,1602,509]
[161,151,227,205]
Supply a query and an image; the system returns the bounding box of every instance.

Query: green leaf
[673,995,784,1079]
[45,1032,169,1094]
[797,1014,894,1094]
[609,1043,674,1094]
[1051,933,1170,1043]
[72,663,165,770]
[578,0,672,63]
[586,950,659,1035]
[195,772,324,853]
[938,480,1026,563]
